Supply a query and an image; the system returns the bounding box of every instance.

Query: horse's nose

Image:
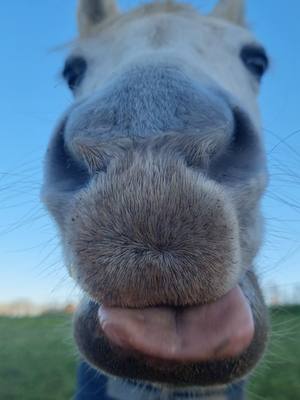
[64,65,234,164]
[48,65,241,308]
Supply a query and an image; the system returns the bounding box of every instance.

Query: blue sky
[1,0,300,304]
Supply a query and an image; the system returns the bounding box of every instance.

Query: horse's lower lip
[98,286,254,363]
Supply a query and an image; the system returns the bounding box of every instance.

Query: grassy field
[0,307,299,400]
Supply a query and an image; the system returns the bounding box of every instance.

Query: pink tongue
[98,287,254,362]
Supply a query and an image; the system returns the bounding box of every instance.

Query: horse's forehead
[76,4,254,46]
[70,4,259,122]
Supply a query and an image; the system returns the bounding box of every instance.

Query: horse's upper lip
[98,286,254,363]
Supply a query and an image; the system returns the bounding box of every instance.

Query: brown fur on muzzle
[65,152,241,307]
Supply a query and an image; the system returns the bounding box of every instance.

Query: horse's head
[42,0,269,388]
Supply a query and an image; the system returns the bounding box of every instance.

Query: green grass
[248,306,300,400]
[0,313,76,400]
[0,307,299,400]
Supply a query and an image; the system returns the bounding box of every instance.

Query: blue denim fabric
[75,362,113,400]
[75,361,246,400]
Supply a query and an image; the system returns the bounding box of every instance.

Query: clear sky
[1,0,300,304]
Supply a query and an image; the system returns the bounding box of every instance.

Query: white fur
[75,1,261,129]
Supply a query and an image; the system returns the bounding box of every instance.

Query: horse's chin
[73,271,268,387]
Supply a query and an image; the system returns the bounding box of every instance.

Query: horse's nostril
[70,139,110,174]
[67,136,134,175]
[174,129,234,170]
[183,136,221,169]
[43,122,90,195]
[232,108,258,150]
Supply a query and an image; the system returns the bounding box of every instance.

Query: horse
[42,0,270,398]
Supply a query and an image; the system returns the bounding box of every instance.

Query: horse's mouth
[74,273,268,386]
[98,286,254,364]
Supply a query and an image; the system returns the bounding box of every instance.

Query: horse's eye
[240,45,269,80]
[62,56,87,91]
